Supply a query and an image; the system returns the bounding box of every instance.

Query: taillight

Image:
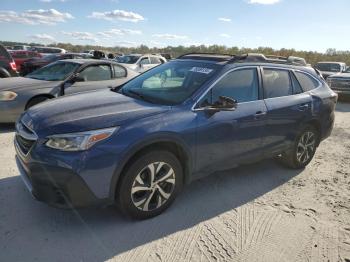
[10,61,17,71]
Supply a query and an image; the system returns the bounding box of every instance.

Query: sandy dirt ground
[0,102,349,262]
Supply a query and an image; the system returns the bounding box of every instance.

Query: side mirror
[213,96,237,110]
[71,73,85,83]
[202,96,238,112]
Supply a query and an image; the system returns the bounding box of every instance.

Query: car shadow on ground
[0,124,15,134]
[0,159,302,262]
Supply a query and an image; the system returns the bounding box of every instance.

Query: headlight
[0,91,17,101]
[46,127,119,151]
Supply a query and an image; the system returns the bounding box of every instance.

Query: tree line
[2,40,350,66]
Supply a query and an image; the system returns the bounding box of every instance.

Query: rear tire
[25,96,50,110]
[279,125,319,169]
[116,150,183,220]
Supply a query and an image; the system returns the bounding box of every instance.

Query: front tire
[280,125,319,169]
[116,150,183,219]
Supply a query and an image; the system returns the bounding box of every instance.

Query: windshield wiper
[128,89,146,99]
[25,76,40,80]
[124,89,157,104]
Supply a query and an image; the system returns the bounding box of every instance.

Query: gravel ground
[0,102,349,262]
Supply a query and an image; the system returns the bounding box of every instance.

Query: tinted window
[210,68,259,103]
[79,65,112,81]
[113,64,127,78]
[263,69,293,98]
[150,57,162,64]
[291,73,303,94]
[294,72,319,91]
[315,63,341,72]
[117,55,140,64]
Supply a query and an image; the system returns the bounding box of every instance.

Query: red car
[9,50,42,72]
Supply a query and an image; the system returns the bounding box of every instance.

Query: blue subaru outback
[15,53,337,219]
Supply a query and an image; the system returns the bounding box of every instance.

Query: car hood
[0,77,60,92]
[23,58,48,65]
[119,63,138,70]
[328,73,350,79]
[23,90,170,137]
[319,71,341,78]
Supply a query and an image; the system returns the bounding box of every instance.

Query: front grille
[15,134,35,155]
[15,120,37,156]
[328,78,350,89]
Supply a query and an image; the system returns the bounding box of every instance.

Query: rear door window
[263,69,293,98]
[294,71,320,91]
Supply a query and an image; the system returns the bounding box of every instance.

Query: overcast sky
[0,0,349,52]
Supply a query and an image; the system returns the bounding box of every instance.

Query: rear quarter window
[294,71,320,92]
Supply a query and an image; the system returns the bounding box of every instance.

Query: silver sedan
[0,59,139,123]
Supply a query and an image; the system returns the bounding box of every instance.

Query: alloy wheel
[296,131,316,164]
[130,162,176,211]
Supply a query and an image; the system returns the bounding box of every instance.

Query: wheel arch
[109,135,193,201]
[25,94,55,109]
[305,119,322,145]
[0,67,11,78]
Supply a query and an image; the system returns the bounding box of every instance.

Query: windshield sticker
[190,67,213,74]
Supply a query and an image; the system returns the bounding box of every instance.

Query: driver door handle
[254,111,267,119]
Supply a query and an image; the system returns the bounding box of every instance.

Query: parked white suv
[117,54,166,73]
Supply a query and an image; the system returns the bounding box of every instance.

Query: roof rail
[234,53,307,66]
[177,52,236,62]
[177,52,307,66]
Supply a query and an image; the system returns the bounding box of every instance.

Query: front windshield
[117,55,140,64]
[315,63,341,72]
[120,61,219,105]
[25,61,79,81]
[345,67,350,73]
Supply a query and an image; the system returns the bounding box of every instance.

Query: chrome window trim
[191,66,259,112]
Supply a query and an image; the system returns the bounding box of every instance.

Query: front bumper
[15,154,103,208]
[15,141,109,208]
